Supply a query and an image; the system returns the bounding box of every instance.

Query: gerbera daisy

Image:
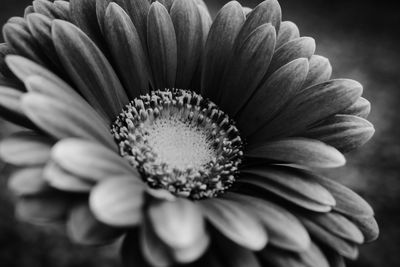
[0,0,378,266]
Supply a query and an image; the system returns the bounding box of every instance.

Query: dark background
[1,0,399,266]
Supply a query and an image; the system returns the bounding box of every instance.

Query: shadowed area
[1,0,399,266]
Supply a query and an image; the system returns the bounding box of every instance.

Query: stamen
[111,89,243,200]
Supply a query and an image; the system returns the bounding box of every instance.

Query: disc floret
[111,89,243,200]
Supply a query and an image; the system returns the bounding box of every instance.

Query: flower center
[111,90,243,200]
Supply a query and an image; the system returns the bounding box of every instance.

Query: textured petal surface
[52,20,128,119]
[246,138,346,168]
[219,23,276,116]
[304,114,375,152]
[276,21,299,48]
[201,1,245,101]
[147,2,177,89]
[237,58,309,136]
[251,79,363,142]
[200,198,268,250]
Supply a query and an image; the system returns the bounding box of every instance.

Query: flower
[0,0,378,266]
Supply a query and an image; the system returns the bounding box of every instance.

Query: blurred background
[1,0,399,266]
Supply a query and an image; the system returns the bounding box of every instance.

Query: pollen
[111,89,243,200]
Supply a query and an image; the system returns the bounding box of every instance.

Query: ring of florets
[111,89,243,200]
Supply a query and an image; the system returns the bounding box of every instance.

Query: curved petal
[21,93,116,150]
[8,167,49,196]
[171,0,203,89]
[300,216,359,259]
[44,161,93,192]
[70,0,103,48]
[103,3,150,98]
[90,176,144,227]
[0,131,52,166]
[267,37,315,76]
[201,1,245,102]
[245,138,346,168]
[237,0,281,44]
[241,166,336,206]
[219,23,276,116]
[200,198,268,251]
[52,20,128,119]
[307,212,364,244]
[350,215,379,243]
[342,97,371,119]
[304,115,375,152]
[53,1,71,21]
[276,21,300,48]
[303,55,332,89]
[237,58,309,136]
[148,198,209,263]
[121,0,151,47]
[147,2,177,89]
[51,139,136,182]
[251,79,363,142]
[33,0,57,19]
[0,86,35,128]
[225,193,311,252]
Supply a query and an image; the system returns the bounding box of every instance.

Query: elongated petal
[303,55,332,89]
[90,177,144,227]
[33,0,57,19]
[201,1,245,102]
[197,4,212,46]
[251,79,363,141]
[316,175,374,217]
[237,58,309,136]
[170,0,203,89]
[149,199,209,263]
[21,93,116,149]
[24,6,35,18]
[0,86,34,128]
[0,131,52,166]
[67,204,122,245]
[16,193,69,223]
[246,138,346,168]
[307,212,364,244]
[236,0,281,45]
[276,21,299,48]
[241,166,336,206]
[300,216,359,259]
[104,3,150,98]
[268,37,315,76]
[304,115,375,152]
[219,23,276,116]
[350,215,379,242]
[225,193,311,252]
[147,2,177,89]
[200,198,268,250]
[53,1,71,21]
[44,161,93,192]
[8,167,49,196]
[122,0,151,47]
[70,0,103,47]
[52,20,128,119]
[26,14,61,71]
[342,97,371,119]
[237,175,333,212]
[52,139,136,182]
[0,43,15,78]
[3,21,47,66]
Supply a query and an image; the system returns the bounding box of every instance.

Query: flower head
[0,0,378,266]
